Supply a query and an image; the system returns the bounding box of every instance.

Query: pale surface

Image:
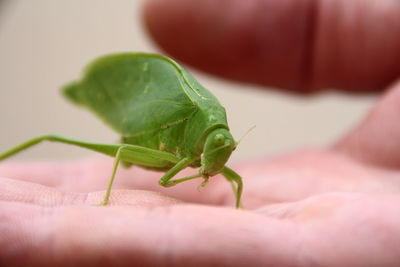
[0,0,374,162]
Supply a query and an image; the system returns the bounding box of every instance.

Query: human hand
[1,0,400,266]
[2,85,400,266]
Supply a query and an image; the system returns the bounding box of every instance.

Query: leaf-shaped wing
[63,53,197,137]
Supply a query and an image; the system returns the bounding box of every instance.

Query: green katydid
[0,53,243,208]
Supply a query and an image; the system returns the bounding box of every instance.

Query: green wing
[63,53,197,137]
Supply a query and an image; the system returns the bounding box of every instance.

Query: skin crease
[1,0,400,265]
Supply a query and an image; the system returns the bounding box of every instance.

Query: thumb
[334,79,400,169]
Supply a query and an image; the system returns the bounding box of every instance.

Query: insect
[0,53,243,208]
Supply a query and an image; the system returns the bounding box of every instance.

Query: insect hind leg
[0,134,122,161]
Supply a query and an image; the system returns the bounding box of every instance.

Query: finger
[3,153,400,210]
[334,79,400,169]
[0,159,238,207]
[0,177,182,207]
[256,192,400,266]
[1,193,400,266]
[144,0,400,92]
[0,159,118,192]
[0,202,300,266]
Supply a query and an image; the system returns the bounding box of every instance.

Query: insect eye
[214,134,225,146]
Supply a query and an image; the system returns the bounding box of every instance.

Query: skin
[1,0,400,265]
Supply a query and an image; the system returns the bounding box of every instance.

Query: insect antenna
[235,125,256,149]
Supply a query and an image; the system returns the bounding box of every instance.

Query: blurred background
[0,0,375,163]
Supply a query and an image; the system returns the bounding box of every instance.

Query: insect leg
[117,144,180,166]
[220,166,243,209]
[102,146,123,205]
[158,157,203,187]
[101,144,182,205]
[0,135,121,160]
[0,135,180,164]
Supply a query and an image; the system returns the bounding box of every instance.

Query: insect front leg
[220,166,243,209]
[158,157,204,187]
